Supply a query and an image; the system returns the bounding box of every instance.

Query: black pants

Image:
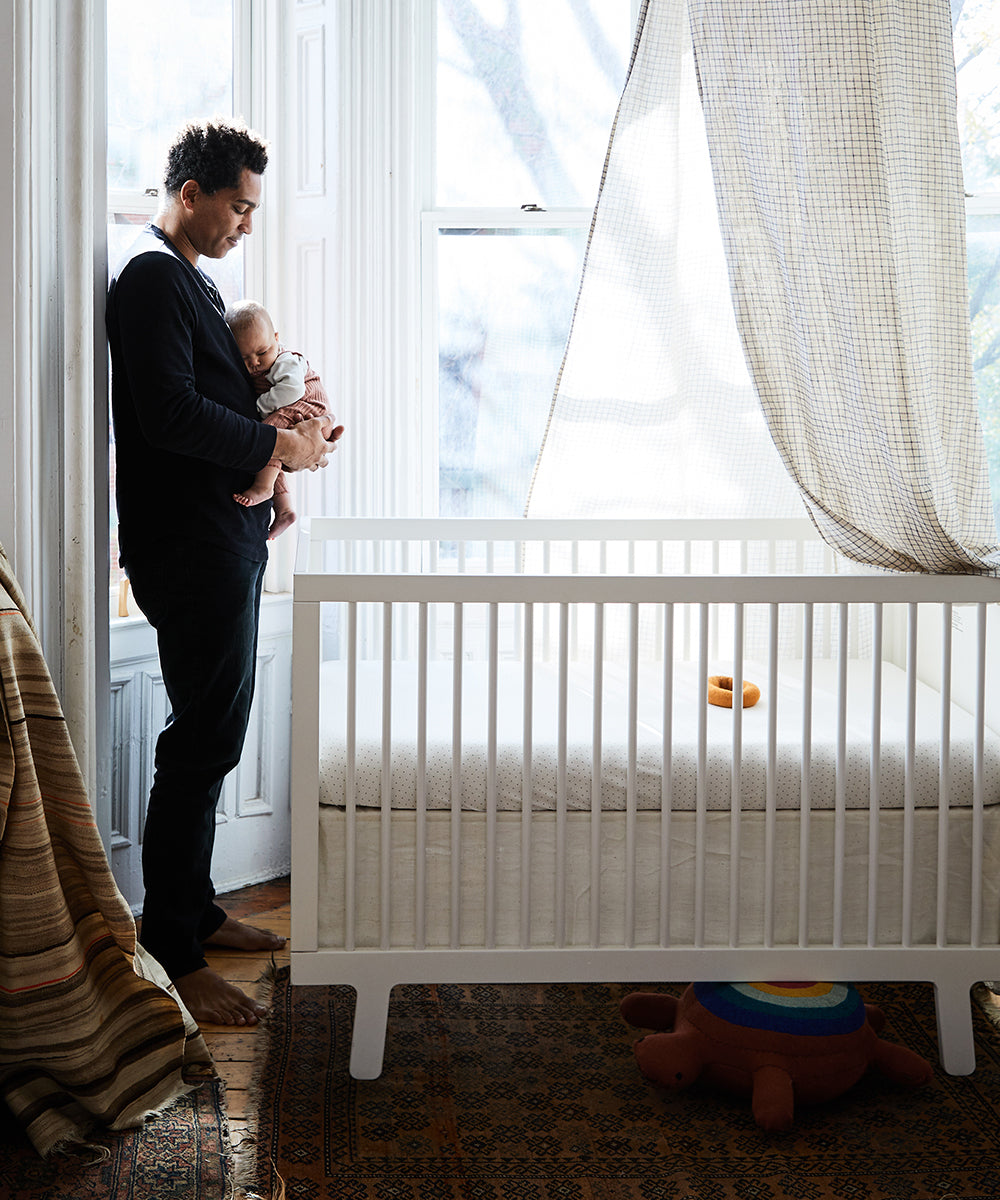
[124,540,266,981]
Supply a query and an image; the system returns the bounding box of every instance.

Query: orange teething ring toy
[708,675,760,709]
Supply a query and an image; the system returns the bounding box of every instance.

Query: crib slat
[485,602,499,949]
[590,604,605,947]
[400,544,411,659]
[660,603,674,947]
[683,543,692,660]
[450,604,463,949]
[521,603,534,948]
[555,602,569,948]
[514,541,524,653]
[345,602,358,952]
[763,603,779,947]
[798,605,814,947]
[972,603,987,946]
[867,604,884,947]
[729,604,745,947]
[695,604,709,947]
[937,603,952,947]
[542,544,552,660]
[625,603,639,948]
[429,543,439,658]
[833,604,848,947]
[902,604,918,947]
[415,603,428,950]
[380,603,393,951]
[709,544,720,657]
[571,545,580,661]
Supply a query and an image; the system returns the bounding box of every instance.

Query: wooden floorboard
[200,875,291,1143]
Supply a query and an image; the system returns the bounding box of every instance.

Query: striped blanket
[0,547,213,1156]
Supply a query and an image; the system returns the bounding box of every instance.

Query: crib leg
[349,984,392,1080]
[932,980,976,1076]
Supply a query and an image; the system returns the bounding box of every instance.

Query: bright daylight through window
[431,0,633,516]
[104,3,1000,564]
[106,0,239,607]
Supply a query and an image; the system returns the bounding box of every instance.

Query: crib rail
[296,516,834,580]
[290,519,1000,1078]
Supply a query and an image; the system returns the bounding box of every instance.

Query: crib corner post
[291,595,322,954]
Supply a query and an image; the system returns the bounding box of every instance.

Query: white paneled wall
[108,597,294,912]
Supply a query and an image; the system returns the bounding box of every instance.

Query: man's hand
[273,418,344,472]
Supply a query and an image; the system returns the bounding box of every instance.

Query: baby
[225,300,343,538]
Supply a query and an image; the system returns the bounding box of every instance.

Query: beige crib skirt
[317,805,1000,952]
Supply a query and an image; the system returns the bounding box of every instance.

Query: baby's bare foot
[268,507,297,540]
[174,966,267,1026]
[234,482,275,507]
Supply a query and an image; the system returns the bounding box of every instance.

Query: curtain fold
[528,0,1000,573]
[526,0,805,521]
[689,0,998,571]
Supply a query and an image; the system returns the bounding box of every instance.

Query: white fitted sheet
[317,658,1000,813]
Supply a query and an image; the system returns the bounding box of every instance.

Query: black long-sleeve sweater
[106,225,278,565]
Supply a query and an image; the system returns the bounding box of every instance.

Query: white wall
[0,1,110,843]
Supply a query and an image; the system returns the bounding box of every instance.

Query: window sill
[110,587,292,628]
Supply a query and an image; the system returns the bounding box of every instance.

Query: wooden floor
[200,874,292,1143]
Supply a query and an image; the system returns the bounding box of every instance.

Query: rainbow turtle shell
[692,982,866,1039]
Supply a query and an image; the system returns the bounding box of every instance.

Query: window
[955,0,1000,525]
[106,0,244,611]
[427,0,634,516]
[106,0,243,300]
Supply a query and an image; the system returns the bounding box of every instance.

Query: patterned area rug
[0,1079,231,1199]
[247,969,1000,1200]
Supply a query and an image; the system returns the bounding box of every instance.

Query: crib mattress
[317,658,1000,813]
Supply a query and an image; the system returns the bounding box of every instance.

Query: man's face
[186,167,262,260]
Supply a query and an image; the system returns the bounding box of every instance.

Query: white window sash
[420,207,595,516]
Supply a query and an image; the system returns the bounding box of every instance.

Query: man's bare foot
[203,915,287,952]
[234,482,275,507]
[267,506,297,540]
[174,966,267,1026]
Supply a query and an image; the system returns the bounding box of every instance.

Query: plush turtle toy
[620,982,932,1131]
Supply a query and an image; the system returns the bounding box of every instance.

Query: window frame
[330,0,638,520]
[106,0,285,617]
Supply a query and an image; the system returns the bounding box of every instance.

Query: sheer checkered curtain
[528,0,1000,574]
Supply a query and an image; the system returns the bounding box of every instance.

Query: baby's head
[225,299,280,379]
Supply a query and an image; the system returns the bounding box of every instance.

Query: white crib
[289,517,1000,1080]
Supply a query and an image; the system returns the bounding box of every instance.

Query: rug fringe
[231,964,288,1199]
[232,1154,286,1200]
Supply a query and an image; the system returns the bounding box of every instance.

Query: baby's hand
[252,375,272,396]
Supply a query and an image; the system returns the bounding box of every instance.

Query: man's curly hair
[163,119,269,197]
